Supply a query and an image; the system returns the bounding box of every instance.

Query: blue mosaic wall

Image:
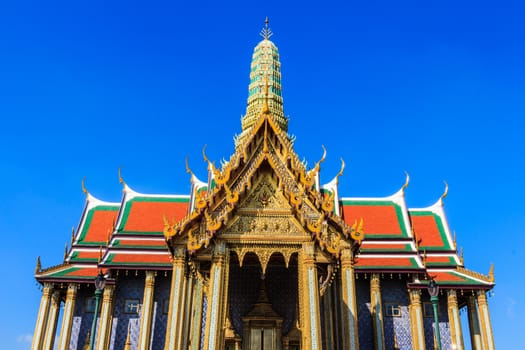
[228,264,261,336]
[381,279,412,350]
[356,277,373,349]
[108,276,144,350]
[422,294,451,350]
[151,273,171,349]
[69,288,95,350]
[200,294,207,350]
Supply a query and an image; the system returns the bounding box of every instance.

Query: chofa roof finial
[260,17,273,40]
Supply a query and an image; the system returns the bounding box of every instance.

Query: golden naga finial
[453,231,457,248]
[81,177,89,195]
[71,226,76,244]
[441,180,449,200]
[402,171,410,190]
[118,166,126,187]
[422,249,427,267]
[64,242,68,260]
[35,256,41,274]
[459,247,464,265]
[488,263,495,282]
[350,218,364,243]
[163,214,177,238]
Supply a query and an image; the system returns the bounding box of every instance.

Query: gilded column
[467,296,482,350]
[203,240,229,350]
[31,282,53,350]
[189,276,204,350]
[300,242,322,350]
[340,248,359,350]
[332,276,343,349]
[408,289,425,350]
[165,246,187,350]
[57,284,78,350]
[96,284,115,350]
[477,291,495,350]
[447,290,464,350]
[42,290,61,350]
[370,273,385,350]
[138,272,156,350]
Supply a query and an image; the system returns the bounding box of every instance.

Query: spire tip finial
[260,17,273,40]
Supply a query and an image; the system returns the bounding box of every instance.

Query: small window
[125,299,140,314]
[423,302,438,318]
[85,297,96,313]
[384,303,402,317]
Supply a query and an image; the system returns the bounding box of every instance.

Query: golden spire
[64,242,68,260]
[260,16,273,40]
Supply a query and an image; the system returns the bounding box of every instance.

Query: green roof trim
[425,256,458,267]
[113,239,167,250]
[341,200,409,238]
[104,253,171,267]
[69,251,98,263]
[78,205,119,245]
[117,195,189,232]
[410,210,452,250]
[360,243,413,253]
[355,257,420,270]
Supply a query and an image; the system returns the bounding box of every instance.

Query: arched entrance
[226,251,300,350]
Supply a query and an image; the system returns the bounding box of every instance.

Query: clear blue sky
[1,1,523,349]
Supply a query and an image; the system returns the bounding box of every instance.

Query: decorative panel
[381,279,412,350]
[356,277,373,349]
[70,289,94,350]
[151,273,171,349]
[108,276,144,350]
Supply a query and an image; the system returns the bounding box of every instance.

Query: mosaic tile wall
[422,294,451,350]
[356,277,373,349]
[381,279,412,350]
[69,288,95,350]
[200,295,207,350]
[151,273,171,349]
[108,276,144,350]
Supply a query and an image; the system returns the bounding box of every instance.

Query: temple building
[33,21,495,350]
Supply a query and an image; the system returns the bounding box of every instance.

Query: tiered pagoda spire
[236,18,287,146]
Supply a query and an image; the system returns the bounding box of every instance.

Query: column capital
[476,290,488,306]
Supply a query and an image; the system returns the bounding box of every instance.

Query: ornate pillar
[447,290,464,350]
[42,290,61,350]
[203,240,229,350]
[408,289,425,350]
[31,282,53,350]
[138,272,155,350]
[300,242,322,350]
[467,296,482,350]
[96,284,115,350]
[165,246,187,350]
[57,284,78,350]
[370,273,385,350]
[189,276,204,350]
[477,291,495,350]
[340,248,359,350]
[332,276,343,350]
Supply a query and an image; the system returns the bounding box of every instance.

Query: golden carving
[350,218,364,243]
[225,215,301,236]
